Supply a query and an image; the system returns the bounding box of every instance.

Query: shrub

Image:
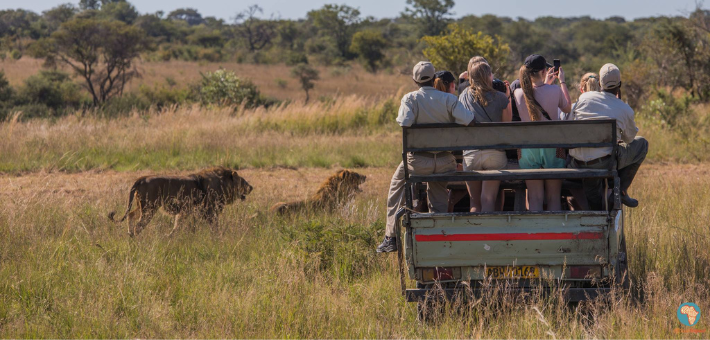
[641,89,695,129]
[17,70,83,112]
[139,84,194,109]
[274,78,288,89]
[285,51,308,66]
[10,49,22,60]
[196,69,262,108]
[98,93,150,117]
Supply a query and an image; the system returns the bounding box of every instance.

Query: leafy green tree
[402,0,454,37]
[41,4,78,36]
[98,1,139,24]
[291,63,319,103]
[167,8,204,26]
[307,4,361,59]
[37,18,147,104]
[18,70,82,110]
[422,23,511,77]
[234,5,276,51]
[350,29,388,72]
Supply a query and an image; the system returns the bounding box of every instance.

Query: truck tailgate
[408,212,608,267]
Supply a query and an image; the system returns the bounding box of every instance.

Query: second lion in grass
[270,169,366,214]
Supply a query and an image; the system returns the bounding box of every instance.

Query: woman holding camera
[513,54,571,211]
[459,61,512,212]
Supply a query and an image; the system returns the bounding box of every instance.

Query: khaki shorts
[463,150,508,171]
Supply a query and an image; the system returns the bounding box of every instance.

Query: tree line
[1,0,710,117]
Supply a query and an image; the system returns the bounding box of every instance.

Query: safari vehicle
[393,120,629,316]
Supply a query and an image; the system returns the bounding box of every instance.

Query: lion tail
[108,184,138,223]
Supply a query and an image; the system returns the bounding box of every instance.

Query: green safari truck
[394,120,629,317]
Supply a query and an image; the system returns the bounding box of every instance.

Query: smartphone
[553,59,561,73]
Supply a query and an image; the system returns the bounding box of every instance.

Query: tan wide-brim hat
[412,61,435,83]
[600,63,621,89]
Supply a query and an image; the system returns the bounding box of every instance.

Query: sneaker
[376,236,397,253]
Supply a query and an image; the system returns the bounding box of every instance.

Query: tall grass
[0,165,707,338]
[0,96,401,173]
[1,94,708,174]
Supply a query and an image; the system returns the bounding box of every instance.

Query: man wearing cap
[569,63,648,209]
[377,61,476,253]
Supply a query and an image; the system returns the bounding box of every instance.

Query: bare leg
[128,208,141,237]
[168,214,181,236]
[466,181,482,212]
[544,179,563,211]
[526,180,545,211]
[480,180,501,212]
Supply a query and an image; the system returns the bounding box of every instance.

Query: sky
[6,0,702,21]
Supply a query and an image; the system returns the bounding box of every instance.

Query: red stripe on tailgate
[415,232,603,242]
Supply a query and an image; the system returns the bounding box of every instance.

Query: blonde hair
[519,64,546,121]
[468,62,494,107]
[468,56,489,71]
[580,72,600,93]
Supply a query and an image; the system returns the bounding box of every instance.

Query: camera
[492,79,507,93]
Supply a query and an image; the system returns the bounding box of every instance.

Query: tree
[402,0,454,37]
[307,4,361,58]
[38,18,147,104]
[234,5,276,51]
[291,63,319,103]
[167,8,204,26]
[421,23,511,77]
[41,4,78,35]
[350,30,388,72]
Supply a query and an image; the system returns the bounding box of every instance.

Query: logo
[677,303,701,327]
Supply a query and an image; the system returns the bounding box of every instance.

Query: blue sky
[8,0,702,21]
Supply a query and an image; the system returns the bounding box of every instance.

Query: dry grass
[0,58,414,102]
[0,163,708,337]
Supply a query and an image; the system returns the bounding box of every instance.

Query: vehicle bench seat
[410,168,616,182]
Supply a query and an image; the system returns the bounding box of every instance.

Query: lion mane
[270,169,366,214]
[108,167,253,237]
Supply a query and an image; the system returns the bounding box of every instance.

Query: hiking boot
[620,194,639,208]
[376,236,397,253]
[608,192,639,208]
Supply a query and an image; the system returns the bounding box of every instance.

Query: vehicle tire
[615,235,631,292]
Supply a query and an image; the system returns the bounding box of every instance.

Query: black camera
[492,79,507,93]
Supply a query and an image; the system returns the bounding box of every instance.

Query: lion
[270,169,366,215]
[108,167,253,237]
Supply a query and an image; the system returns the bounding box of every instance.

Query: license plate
[486,266,540,279]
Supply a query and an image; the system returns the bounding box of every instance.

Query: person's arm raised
[558,67,572,114]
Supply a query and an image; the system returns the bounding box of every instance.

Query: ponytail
[580,73,600,92]
[519,65,545,121]
[434,78,447,92]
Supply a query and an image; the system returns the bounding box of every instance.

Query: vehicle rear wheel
[615,235,631,291]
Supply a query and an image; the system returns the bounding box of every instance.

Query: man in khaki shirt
[569,63,648,209]
[377,61,475,253]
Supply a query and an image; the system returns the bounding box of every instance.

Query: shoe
[620,194,638,208]
[376,236,397,253]
[608,192,639,208]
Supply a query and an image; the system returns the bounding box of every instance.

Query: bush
[17,70,83,114]
[98,93,150,117]
[196,69,263,108]
[10,49,22,60]
[641,89,695,129]
[139,84,194,109]
[285,51,308,66]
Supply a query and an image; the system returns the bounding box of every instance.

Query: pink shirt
[513,84,568,121]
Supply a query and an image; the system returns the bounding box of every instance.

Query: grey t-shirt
[458,87,509,123]
[458,87,509,156]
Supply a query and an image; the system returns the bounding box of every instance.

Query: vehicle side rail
[409,168,616,182]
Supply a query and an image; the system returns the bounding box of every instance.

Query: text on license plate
[486,266,540,279]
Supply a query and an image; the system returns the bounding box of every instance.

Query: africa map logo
[677,303,701,327]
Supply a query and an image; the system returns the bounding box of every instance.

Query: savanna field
[1,60,710,338]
